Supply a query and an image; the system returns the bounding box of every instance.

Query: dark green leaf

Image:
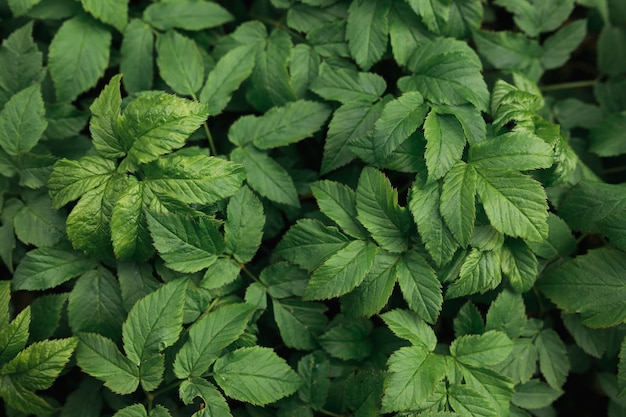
[311,180,367,239]
[318,318,373,360]
[534,329,569,389]
[440,162,476,247]
[485,290,527,339]
[346,0,391,70]
[80,0,128,32]
[494,0,575,37]
[120,19,154,93]
[542,20,587,69]
[406,0,451,34]
[511,379,563,410]
[396,250,442,324]
[473,30,543,81]
[224,186,265,263]
[13,191,65,247]
[501,239,538,293]
[273,299,328,350]
[310,63,385,103]
[179,378,232,417]
[143,0,233,31]
[0,83,46,156]
[446,249,502,299]
[156,30,204,96]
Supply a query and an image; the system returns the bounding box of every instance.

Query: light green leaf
[213,346,302,406]
[174,303,255,379]
[120,19,154,94]
[381,346,446,412]
[304,240,377,300]
[542,19,587,69]
[494,0,575,37]
[512,379,563,409]
[440,161,476,247]
[48,15,111,102]
[156,30,204,96]
[406,0,451,34]
[448,384,498,417]
[89,74,124,159]
[396,250,442,324]
[0,307,30,364]
[318,318,373,360]
[423,109,466,180]
[346,0,390,70]
[199,44,257,116]
[224,186,265,263]
[534,329,569,389]
[398,37,489,111]
[228,100,330,149]
[501,239,538,292]
[356,167,411,253]
[381,309,437,350]
[0,83,46,156]
[144,154,244,206]
[179,378,232,417]
[447,249,502,299]
[475,168,548,242]
[76,332,139,395]
[460,366,515,417]
[13,191,65,247]
[538,248,626,328]
[116,92,209,167]
[49,155,116,208]
[273,299,328,350]
[469,132,554,171]
[146,210,224,273]
[200,257,241,290]
[310,63,386,103]
[311,180,367,239]
[143,0,233,31]
[12,246,97,291]
[230,146,299,207]
[110,179,151,261]
[1,337,77,391]
[80,0,128,32]
[69,268,125,341]
[451,331,513,367]
[372,92,428,162]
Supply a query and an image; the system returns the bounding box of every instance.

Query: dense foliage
[1,0,626,416]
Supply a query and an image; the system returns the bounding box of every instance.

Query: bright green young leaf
[49,155,116,208]
[0,307,30,364]
[406,0,451,34]
[12,246,97,291]
[120,19,154,94]
[321,99,384,174]
[423,109,466,180]
[213,346,302,406]
[381,346,446,412]
[173,303,255,379]
[501,239,538,292]
[440,161,476,247]
[89,74,125,159]
[68,268,125,341]
[534,329,569,389]
[224,186,265,263]
[451,331,513,367]
[116,92,209,167]
[0,83,46,156]
[538,248,626,328]
[156,30,204,97]
[372,91,428,162]
[542,19,587,69]
[446,249,502,299]
[346,0,391,70]
[80,0,128,32]
[398,37,489,111]
[356,167,411,253]
[475,168,548,242]
[381,309,437,350]
[48,15,111,102]
[396,250,442,324]
[143,0,233,31]
[230,146,299,207]
[318,318,373,360]
[13,191,65,247]
[310,63,386,103]
[76,332,139,395]
[469,132,554,171]
[511,379,563,410]
[311,180,368,239]
[179,378,232,417]
[110,179,152,261]
[409,178,459,267]
[494,0,575,37]
[146,210,224,273]
[273,299,328,350]
[304,240,377,300]
[485,290,527,339]
[228,100,330,149]
[199,44,257,116]
[448,384,498,417]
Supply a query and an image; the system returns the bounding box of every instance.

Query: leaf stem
[240,263,260,284]
[539,79,598,92]
[319,409,344,417]
[191,92,218,156]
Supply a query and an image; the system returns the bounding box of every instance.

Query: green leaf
[356,167,411,253]
[469,132,554,171]
[213,346,302,406]
[174,303,255,379]
[117,92,209,167]
[89,74,124,159]
[297,351,330,410]
[485,291,527,339]
[318,317,373,360]
[200,257,241,290]
[454,301,485,337]
[122,279,186,389]
[381,346,446,412]
[143,0,233,31]
[406,0,451,34]
[598,25,626,77]
[451,331,513,367]
[110,179,152,261]
[448,384,498,417]
[494,0,575,37]
[396,250,442,324]
[230,146,299,207]
[304,240,378,300]
[8,0,42,16]
[144,154,244,205]
[199,44,257,116]
[0,281,9,328]
[0,307,30,364]
[381,309,437,350]
[559,181,626,233]
[146,210,224,273]
[562,314,609,359]
[179,378,232,417]
[409,178,459,267]
[512,379,563,409]
[76,332,139,395]
[619,338,626,397]
[311,180,368,239]
[29,294,66,343]
[310,63,386,103]
[526,213,575,258]
[495,339,537,384]
[346,0,391,70]
[534,329,569,389]
[118,261,160,311]
[0,83,46,156]
[501,239,538,292]
[475,168,548,242]
[423,109,466,180]
[372,92,428,162]
[446,249,502,299]
[80,0,128,32]
[156,31,204,97]
[112,404,147,417]
[538,248,626,327]
[69,268,125,341]
[49,155,116,208]
[120,19,154,94]
[398,38,489,111]
[224,186,265,263]
[13,191,65,247]
[48,15,111,102]
[542,19,587,69]
[228,100,330,149]
[440,162,476,247]
[590,112,626,157]
[1,337,77,390]
[12,246,97,291]
[460,366,514,417]
[273,299,328,350]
